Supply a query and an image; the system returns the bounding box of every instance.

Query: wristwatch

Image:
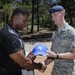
[56,53,59,59]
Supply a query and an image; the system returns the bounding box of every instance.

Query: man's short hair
[11,7,29,18]
[49,5,64,14]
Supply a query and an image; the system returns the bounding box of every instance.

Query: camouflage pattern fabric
[51,22,75,75]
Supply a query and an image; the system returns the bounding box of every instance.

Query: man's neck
[9,20,17,31]
[57,19,66,28]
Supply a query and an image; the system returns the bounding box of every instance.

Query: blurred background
[0,0,75,35]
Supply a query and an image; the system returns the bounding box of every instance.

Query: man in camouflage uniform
[41,5,75,75]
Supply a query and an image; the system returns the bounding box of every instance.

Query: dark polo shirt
[0,24,25,73]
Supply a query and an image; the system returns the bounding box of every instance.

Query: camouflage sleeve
[69,29,75,51]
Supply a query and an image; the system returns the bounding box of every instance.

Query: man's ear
[13,15,19,24]
[14,15,19,20]
[61,10,65,16]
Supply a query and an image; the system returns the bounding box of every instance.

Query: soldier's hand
[46,51,57,58]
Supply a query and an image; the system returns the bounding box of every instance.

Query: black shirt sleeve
[2,34,22,54]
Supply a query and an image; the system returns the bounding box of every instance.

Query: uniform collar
[58,22,68,33]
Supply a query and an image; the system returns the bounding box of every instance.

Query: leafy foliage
[0,0,75,31]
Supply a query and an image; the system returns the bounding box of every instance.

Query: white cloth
[22,52,35,75]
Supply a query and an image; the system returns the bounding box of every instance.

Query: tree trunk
[37,0,39,32]
[31,0,34,33]
[6,13,9,24]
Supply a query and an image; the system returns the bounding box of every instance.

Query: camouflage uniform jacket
[51,22,75,75]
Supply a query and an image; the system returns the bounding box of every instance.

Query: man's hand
[46,51,57,58]
[38,57,54,73]
[27,51,36,61]
[38,62,47,73]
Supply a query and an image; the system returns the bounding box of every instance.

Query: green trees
[0,0,75,32]
[61,0,75,27]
